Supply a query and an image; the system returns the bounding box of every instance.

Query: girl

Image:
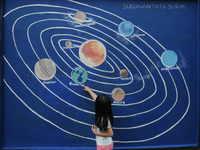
[83,85,114,150]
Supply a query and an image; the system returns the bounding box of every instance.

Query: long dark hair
[95,95,113,132]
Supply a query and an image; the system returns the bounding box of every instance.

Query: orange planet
[79,40,106,67]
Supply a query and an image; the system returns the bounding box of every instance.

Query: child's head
[95,94,112,114]
[95,95,113,132]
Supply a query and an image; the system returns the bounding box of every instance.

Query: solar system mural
[1,0,199,149]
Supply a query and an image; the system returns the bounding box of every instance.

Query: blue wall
[1,0,199,149]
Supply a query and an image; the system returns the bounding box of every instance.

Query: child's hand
[91,125,97,134]
[83,84,91,92]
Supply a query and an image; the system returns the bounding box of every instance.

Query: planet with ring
[68,12,93,23]
[74,11,86,23]
[79,39,107,68]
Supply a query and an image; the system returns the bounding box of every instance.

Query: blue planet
[118,21,134,37]
[161,50,178,67]
[71,67,88,84]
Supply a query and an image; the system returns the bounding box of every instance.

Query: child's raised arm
[83,85,97,101]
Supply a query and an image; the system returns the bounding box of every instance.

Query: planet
[34,58,56,81]
[71,67,88,84]
[79,40,107,68]
[118,21,134,37]
[120,69,128,78]
[74,11,86,23]
[65,41,72,47]
[111,88,125,101]
[161,50,178,67]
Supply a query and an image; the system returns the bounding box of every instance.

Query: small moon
[74,11,86,23]
[111,88,125,101]
[65,41,72,47]
[34,58,56,81]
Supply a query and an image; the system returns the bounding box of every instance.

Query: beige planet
[111,88,125,101]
